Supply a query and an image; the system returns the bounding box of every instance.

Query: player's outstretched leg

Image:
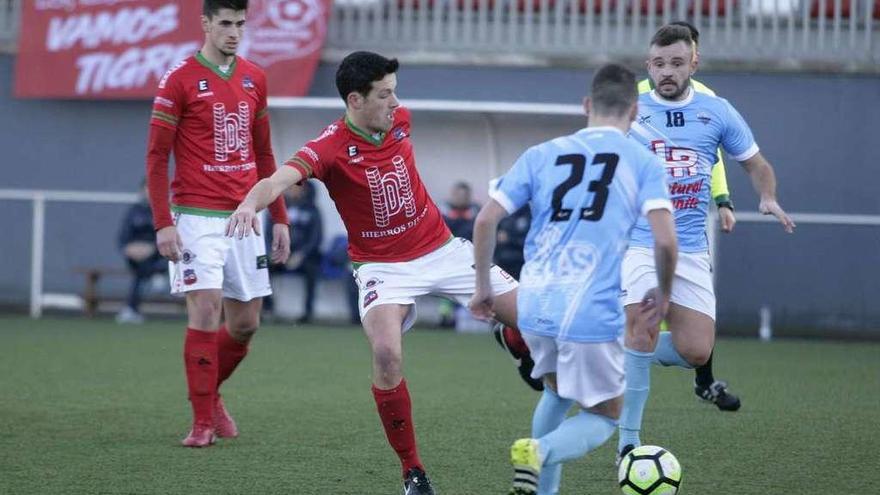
[182,327,218,447]
[364,304,434,495]
[693,350,742,411]
[530,385,573,494]
[494,323,543,391]
[510,409,617,495]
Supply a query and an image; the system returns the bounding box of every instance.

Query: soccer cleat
[493,324,544,392]
[616,443,635,467]
[695,380,742,411]
[213,396,239,438]
[402,467,435,495]
[509,438,541,495]
[181,424,216,448]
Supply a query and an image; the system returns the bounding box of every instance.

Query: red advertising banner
[14,0,331,99]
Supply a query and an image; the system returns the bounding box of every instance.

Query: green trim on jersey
[151,110,178,126]
[172,205,234,217]
[637,77,730,202]
[195,52,237,81]
[345,115,385,146]
[351,236,455,268]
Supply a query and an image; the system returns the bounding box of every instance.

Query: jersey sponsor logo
[153,96,174,108]
[198,79,209,92]
[213,102,251,162]
[521,226,599,288]
[650,140,699,178]
[241,0,328,66]
[365,155,417,228]
[202,162,257,173]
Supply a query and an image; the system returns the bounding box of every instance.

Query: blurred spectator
[441,181,481,241]
[494,205,531,280]
[439,181,481,327]
[266,181,323,323]
[116,180,165,324]
[321,234,362,325]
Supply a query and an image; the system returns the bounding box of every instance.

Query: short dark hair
[336,51,400,102]
[590,63,638,117]
[669,20,699,45]
[203,0,248,18]
[650,24,694,48]
[452,181,472,192]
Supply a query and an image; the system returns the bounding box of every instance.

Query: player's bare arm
[226,166,303,239]
[740,152,796,233]
[646,208,678,325]
[468,199,508,320]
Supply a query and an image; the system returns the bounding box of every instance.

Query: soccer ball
[617,445,682,495]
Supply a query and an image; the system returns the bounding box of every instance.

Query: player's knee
[682,347,710,367]
[625,327,656,353]
[228,323,258,342]
[372,342,402,372]
[188,296,222,328]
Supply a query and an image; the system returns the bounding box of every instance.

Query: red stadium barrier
[688,0,736,17]
[810,0,851,18]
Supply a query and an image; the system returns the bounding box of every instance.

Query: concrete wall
[1,55,878,335]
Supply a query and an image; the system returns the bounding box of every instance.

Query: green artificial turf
[0,316,877,494]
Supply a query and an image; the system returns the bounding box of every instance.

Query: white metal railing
[0,189,138,318]
[4,91,880,321]
[326,0,880,69]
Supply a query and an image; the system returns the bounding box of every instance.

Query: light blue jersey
[629,89,759,252]
[491,127,672,343]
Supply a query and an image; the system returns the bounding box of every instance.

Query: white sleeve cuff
[642,198,674,215]
[731,143,760,162]
[489,188,518,214]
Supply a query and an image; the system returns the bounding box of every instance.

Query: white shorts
[353,237,518,330]
[522,333,625,409]
[169,212,271,302]
[621,247,715,320]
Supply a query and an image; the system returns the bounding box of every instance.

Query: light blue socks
[652,332,693,369]
[531,388,572,495]
[618,347,654,452]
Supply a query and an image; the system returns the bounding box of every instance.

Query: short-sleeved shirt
[285,107,451,263]
[491,127,672,343]
[150,52,270,213]
[629,89,758,252]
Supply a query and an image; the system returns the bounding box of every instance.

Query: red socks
[216,325,249,389]
[183,328,218,427]
[372,379,423,477]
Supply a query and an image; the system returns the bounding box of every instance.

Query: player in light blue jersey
[617,24,796,458]
[469,64,678,495]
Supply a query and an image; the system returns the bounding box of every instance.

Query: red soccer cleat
[213,396,239,438]
[181,424,216,447]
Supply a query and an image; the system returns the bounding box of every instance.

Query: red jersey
[285,108,451,263]
[147,52,285,228]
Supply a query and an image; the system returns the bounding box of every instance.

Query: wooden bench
[73,266,181,317]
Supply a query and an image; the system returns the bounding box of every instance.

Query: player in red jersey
[226,52,520,494]
[145,0,290,448]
